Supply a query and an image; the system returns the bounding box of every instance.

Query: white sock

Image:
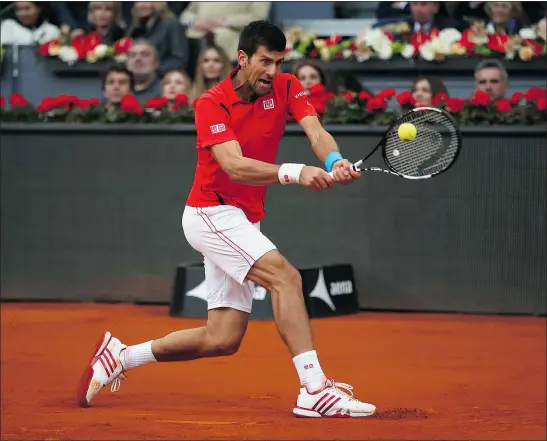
[293,350,327,393]
[120,341,157,371]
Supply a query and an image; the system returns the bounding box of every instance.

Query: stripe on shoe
[321,397,341,415]
[311,392,330,411]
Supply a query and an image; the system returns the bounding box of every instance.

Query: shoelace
[110,372,127,392]
[325,379,360,402]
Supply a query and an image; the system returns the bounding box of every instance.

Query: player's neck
[232,71,257,102]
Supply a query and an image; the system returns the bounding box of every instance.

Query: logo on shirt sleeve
[294,91,307,100]
[210,123,226,134]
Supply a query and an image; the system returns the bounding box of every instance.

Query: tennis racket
[329,106,462,180]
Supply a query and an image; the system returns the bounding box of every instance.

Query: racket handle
[327,160,363,178]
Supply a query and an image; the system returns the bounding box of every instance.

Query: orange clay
[1,302,545,440]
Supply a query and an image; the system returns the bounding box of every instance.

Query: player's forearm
[228,157,282,186]
[309,127,340,163]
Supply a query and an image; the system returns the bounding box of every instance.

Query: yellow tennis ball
[398,123,417,141]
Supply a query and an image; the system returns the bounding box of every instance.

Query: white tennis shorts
[182,205,277,313]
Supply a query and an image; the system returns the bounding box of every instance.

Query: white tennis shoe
[76,331,127,407]
[293,379,376,418]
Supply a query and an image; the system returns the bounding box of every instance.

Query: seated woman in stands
[483,1,525,34]
[411,75,449,108]
[0,1,60,45]
[292,60,333,114]
[87,2,125,46]
[188,44,230,103]
[161,69,192,108]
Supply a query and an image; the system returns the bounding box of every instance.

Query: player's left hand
[332,160,361,185]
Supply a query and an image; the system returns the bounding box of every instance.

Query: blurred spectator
[292,60,334,114]
[452,1,546,26]
[88,2,125,45]
[101,63,134,109]
[376,2,411,20]
[411,75,448,106]
[126,39,162,101]
[0,1,60,45]
[127,1,188,76]
[474,58,508,100]
[293,60,328,92]
[332,73,374,96]
[189,44,230,102]
[408,1,462,31]
[484,1,524,34]
[49,2,188,38]
[161,68,191,100]
[180,2,271,61]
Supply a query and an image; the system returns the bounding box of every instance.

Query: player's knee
[269,259,302,294]
[208,337,241,356]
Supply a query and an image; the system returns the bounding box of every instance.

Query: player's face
[242,46,284,97]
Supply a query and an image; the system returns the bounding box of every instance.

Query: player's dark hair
[238,20,286,57]
[101,63,135,91]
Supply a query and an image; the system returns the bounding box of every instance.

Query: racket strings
[384,110,459,178]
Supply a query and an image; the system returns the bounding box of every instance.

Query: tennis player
[77,20,376,418]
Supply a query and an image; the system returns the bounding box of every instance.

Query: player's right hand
[299,166,335,192]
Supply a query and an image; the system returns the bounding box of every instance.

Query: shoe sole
[76,331,112,408]
[293,406,375,418]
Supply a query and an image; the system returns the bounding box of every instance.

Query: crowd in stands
[0,1,545,116]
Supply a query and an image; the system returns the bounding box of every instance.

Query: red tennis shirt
[186,66,317,223]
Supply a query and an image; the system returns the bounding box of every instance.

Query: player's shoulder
[194,83,229,110]
[274,72,299,88]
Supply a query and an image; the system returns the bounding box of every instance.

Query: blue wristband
[324,151,343,172]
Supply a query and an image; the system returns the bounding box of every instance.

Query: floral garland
[1,88,545,126]
[284,22,547,63]
[36,26,132,65]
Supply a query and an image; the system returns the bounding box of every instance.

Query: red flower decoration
[396,91,416,106]
[113,37,133,55]
[36,39,60,56]
[36,97,58,112]
[367,97,387,112]
[495,99,512,113]
[511,92,525,103]
[445,98,466,113]
[0,96,4,108]
[56,95,79,106]
[487,34,510,53]
[309,49,318,58]
[77,98,101,110]
[328,35,342,45]
[458,29,476,51]
[432,93,449,106]
[470,91,490,106]
[10,93,29,107]
[537,97,547,111]
[343,92,354,101]
[174,94,189,107]
[120,94,143,114]
[377,88,396,99]
[85,32,102,52]
[145,97,169,110]
[358,91,372,101]
[525,87,547,102]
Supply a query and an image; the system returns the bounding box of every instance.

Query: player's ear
[237,50,248,68]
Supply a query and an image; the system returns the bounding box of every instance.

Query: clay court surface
[1,302,545,440]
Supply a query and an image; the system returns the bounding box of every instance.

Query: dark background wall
[1,124,545,315]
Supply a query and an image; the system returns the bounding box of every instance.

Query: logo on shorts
[263,98,275,110]
[210,123,226,134]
